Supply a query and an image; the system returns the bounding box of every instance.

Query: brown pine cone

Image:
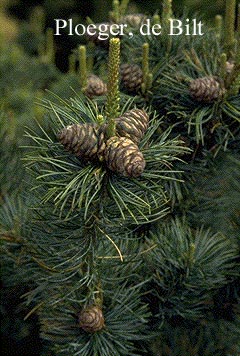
[78,305,105,333]
[115,108,149,144]
[120,63,143,92]
[104,136,146,177]
[84,74,107,99]
[58,123,106,161]
[189,76,226,103]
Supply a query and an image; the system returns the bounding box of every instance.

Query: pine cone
[78,305,105,333]
[115,108,149,144]
[120,63,143,92]
[85,74,107,99]
[104,136,146,177]
[189,76,226,103]
[58,123,106,161]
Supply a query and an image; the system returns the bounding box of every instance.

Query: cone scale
[104,136,146,177]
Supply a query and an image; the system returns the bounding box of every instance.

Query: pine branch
[145,217,238,320]
[187,151,240,244]
[23,97,190,224]
[152,41,240,149]
[26,259,151,355]
[150,316,240,356]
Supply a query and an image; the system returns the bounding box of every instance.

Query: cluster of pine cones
[85,72,228,102]
[83,14,145,98]
[58,108,149,178]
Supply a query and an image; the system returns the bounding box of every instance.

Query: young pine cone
[189,76,226,103]
[120,63,143,92]
[84,74,107,99]
[78,305,105,333]
[115,108,149,144]
[58,123,106,162]
[104,136,146,178]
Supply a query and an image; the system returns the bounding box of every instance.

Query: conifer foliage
[0,1,240,355]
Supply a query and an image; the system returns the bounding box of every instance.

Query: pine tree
[1,1,240,355]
